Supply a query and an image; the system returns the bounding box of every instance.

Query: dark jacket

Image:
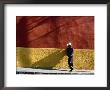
[66,47,73,57]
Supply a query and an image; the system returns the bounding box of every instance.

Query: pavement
[16,67,94,75]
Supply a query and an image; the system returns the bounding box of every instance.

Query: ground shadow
[17,48,32,67]
[31,49,66,69]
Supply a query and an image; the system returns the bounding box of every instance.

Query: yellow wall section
[16,47,94,70]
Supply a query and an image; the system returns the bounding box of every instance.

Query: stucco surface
[16,16,94,49]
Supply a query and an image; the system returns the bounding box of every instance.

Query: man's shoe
[69,69,73,72]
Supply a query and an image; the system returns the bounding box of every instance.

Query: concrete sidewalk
[16,67,94,75]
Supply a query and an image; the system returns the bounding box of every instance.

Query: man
[66,43,74,72]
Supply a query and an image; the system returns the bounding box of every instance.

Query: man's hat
[67,42,72,46]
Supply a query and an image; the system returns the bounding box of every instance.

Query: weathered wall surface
[16,16,94,70]
[16,47,94,70]
[16,16,94,49]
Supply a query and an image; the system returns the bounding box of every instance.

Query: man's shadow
[31,49,66,69]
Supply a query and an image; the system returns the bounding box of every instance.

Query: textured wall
[16,16,94,49]
[16,16,94,70]
[16,48,94,70]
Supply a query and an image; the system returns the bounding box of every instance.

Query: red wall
[16,16,94,49]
